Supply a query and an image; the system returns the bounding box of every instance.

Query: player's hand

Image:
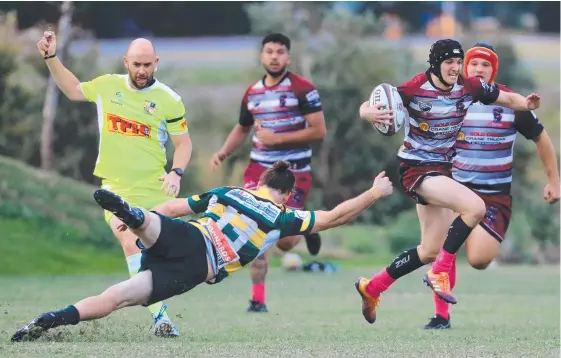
[210,151,227,170]
[526,93,540,110]
[359,101,393,126]
[159,172,181,197]
[543,181,560,204]
[37,30,57,58]
[255,126,280,147]
[371,171,393,198]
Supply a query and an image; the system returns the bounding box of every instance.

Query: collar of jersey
[261,71,290,89]
[425,70,455,93]
[248,187,285,209]
[123,75,158,92]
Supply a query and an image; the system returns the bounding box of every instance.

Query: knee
[460,196,486,224]
[466,253,492,270]
[250,254,268,268]
[468,259,491,270]
[416,244,439,263]
[469,197,487,221]
[276,236,301,252]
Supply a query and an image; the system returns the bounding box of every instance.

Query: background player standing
[36,31,192,337]
[356,39,541,324]
[210,33,327,312]
[423,43,560,329]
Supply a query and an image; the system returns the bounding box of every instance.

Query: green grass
[0,218,124,275]
[0,265,558,356]
[0,155,125,274]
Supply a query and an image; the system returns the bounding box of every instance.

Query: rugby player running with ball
[356,39,541,324]
[423,43,559,329]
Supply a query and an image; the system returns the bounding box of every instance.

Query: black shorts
[139,213,209,306]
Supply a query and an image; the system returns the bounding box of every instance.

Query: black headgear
[428,39,464,87]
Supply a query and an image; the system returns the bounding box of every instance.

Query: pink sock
[432,248,457,274]
[433,256,457,319]
[252,284,265,304]
[366,269,396,297]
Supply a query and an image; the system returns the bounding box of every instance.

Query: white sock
[126,253,142,277]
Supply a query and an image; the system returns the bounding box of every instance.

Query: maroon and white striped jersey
[452,85,544,195]
[239,72,323,172]
[397,71,500,164]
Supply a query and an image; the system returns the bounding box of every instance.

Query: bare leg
[10,271,154,342]
[126,210,162,249]
[75,270,154,320]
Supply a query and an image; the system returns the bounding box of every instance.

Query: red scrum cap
[464,42,499,83]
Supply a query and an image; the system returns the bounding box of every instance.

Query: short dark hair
[262,33,291,51]
[260,161,295,194]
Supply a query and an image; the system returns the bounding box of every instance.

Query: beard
[264,64,287,78]
[128,72,153,89]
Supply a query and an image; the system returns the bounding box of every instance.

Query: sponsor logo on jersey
[107,113,151,137]
[418,100,433,112]
[204,219,240,269]
[144,101,156,115]
[226,189,281,223]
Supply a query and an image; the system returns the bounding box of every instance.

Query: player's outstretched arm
[310,172,393,233]
[37,31,85,101]
[151,198,194,218]
[495,90,540,112]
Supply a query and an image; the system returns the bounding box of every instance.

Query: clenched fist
[37,31,57,59]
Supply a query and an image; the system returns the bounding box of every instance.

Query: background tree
[40,1,74,170]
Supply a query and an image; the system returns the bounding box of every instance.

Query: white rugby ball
[368,83,407,136]
[281,253,303,271]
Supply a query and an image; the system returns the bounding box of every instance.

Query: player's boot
[423,314,451,330]
[154,313,179,338]
[245,300,268,313]
[11,311,60,342]
[93,189,145,229]
[304,232,321,256]
[354,277,380,324]
[423,269,457,304]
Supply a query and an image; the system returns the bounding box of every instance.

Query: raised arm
[311,172,393,233]
[37,31,86,101]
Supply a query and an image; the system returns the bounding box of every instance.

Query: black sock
[386,247,424,280]
[442,216,473,254]
[52,305,80,326]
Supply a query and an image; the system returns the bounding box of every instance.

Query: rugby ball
[281,253,303,271]
[368,83,407,136]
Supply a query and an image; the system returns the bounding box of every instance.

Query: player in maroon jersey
[355,39,542,324]
[423,43,560,329]
[210,33,327,312]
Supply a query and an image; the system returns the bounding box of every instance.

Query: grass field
[0,265,558,357]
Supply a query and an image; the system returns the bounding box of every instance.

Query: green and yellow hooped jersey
[187,186,315,283]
